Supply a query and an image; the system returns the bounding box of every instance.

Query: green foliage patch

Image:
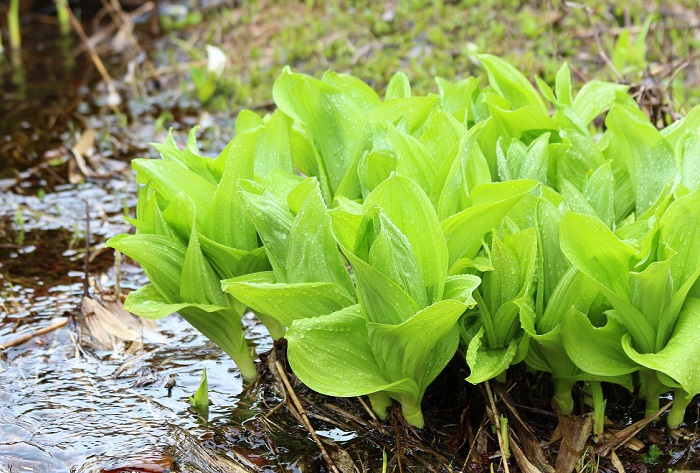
[108,54,700,430]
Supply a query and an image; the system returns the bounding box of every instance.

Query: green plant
[500,415,510,459]
[190,45,227,103]
[113,54,700,429]
[13,208,25,246]
[106,124,295,379]
[8,0,20,50]
[611,16,654,78]
[284,176,480,427]
[576,446,600,473]
[189,368,209,420]
[55,0,70,36]
[159,6,203,31]
[221,176,356,332]
[641,444,661,465]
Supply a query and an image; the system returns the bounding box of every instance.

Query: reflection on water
[0,166,280,471]
[0,312,261,472]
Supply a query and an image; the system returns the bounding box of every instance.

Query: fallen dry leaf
[598,401,673,456]
[610,449,625,473]
[80,295,164,350]
[554,413,593,473]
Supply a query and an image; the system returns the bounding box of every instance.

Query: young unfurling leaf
[222,178,355,332]
[464,228,537,384]
[287,175,480,427]
[189,368,209,420]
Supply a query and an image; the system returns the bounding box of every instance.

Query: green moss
[159,0,700,113]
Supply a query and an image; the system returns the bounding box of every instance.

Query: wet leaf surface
[2,1,700,472]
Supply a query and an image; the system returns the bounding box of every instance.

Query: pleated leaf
[222,279,355,328]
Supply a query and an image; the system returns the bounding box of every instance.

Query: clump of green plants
[108,54,700,430]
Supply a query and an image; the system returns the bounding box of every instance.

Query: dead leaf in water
[89,449,175,473]
[69,128,121,182]
[324,439,359,473]
[80,295,164,350]
[73,128,95,157]
[70,129,96,183]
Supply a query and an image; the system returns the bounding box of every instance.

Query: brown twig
[0,318,68,350]
[462,412,486,471]
[598,400,673,456]
[390,410,404,473]
[84,198,91,298]
[357,396,386,433]
[323,402,370,430]
[662,58,691,118]
[568,2,624,82]
[82,1,154,53]
[493,384,555,473]
[100,0,158,79]
[63,3,121,116]
[114,248,122,297]
[508,433,543,473]
[273,360,341,473]
[263,397,288,419]
[484,381,511,473]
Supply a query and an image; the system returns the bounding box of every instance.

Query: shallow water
[0,4,302,471]
[0,316,246,472]
[0,171,281,472]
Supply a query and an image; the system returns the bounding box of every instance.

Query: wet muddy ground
[2,1,700,472]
